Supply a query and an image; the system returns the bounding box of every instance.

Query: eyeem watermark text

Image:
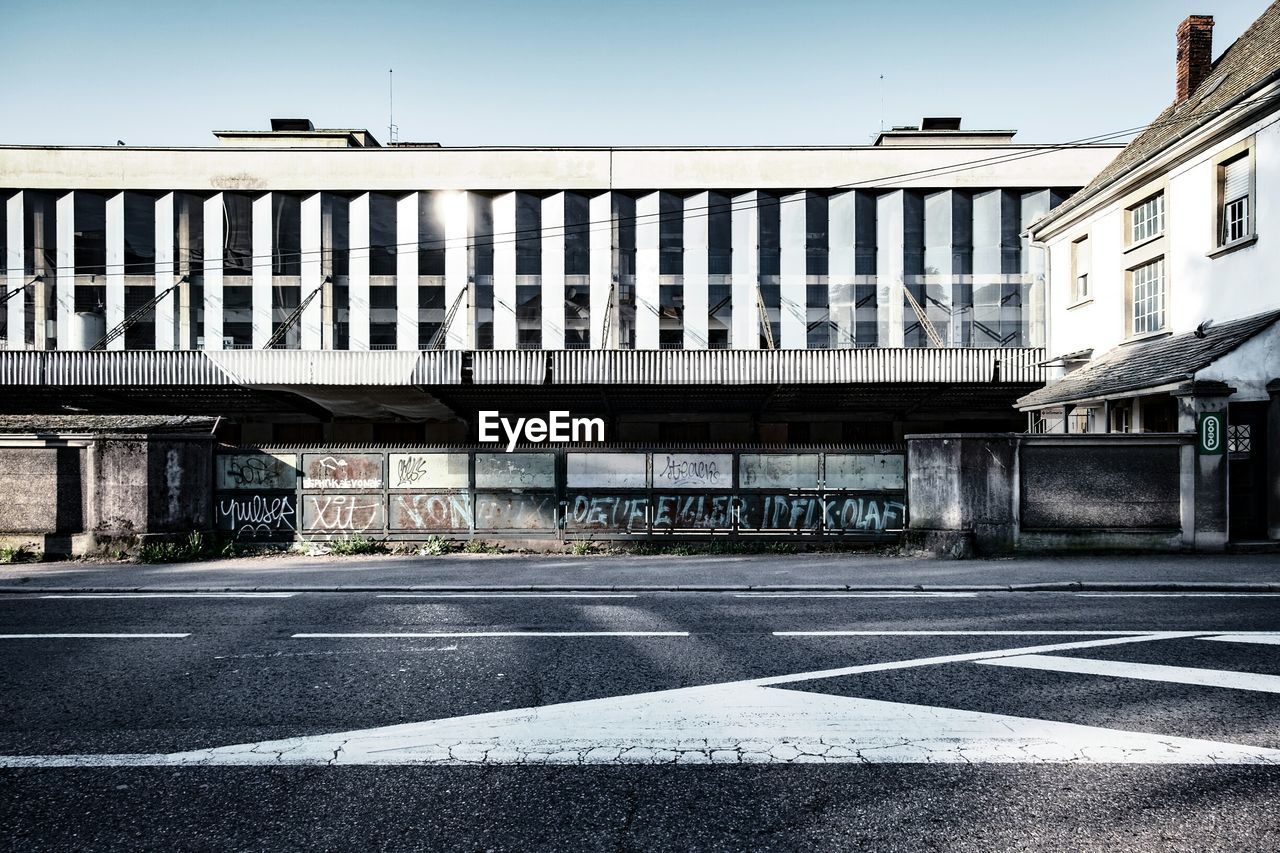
[478,411,605,452]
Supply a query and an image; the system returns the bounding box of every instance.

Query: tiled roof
[1017,310,1280,409]
[1034,2,1280,233]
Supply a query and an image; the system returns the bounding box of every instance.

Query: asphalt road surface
[2,590,1280,851]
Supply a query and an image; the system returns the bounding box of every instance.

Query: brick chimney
[1176,15,1215,103]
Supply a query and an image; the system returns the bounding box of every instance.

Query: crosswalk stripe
[976,654,1280,693]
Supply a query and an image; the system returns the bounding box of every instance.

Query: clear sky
[0,0,1270,148]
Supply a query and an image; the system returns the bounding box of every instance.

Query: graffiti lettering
[392,493,473,531]
[216,494,297,539]
[655,454,729,488]
[474,494,555,530]
[303,495,384,532]
[567,494,650,531]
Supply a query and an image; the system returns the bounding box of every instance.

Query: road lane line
[375,594,638,599]
[0,633,190,639]
[1076,593,1280,598]
[37,593,295,600]
[1199,633,1280,646]
[773,625,1167,630]
[735,593,977,598]
[292,631,689,638]
[977,653,1280,693]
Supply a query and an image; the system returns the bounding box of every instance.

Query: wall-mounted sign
[1198,412,1225,456]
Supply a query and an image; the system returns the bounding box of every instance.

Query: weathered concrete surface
[906,434,1016,555]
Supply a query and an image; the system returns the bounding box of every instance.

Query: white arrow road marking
[978,654,1280,693]
[5,631,1278,768]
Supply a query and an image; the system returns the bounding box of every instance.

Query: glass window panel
[123,192,155,276]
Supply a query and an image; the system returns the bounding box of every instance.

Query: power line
[10,89,1279,279]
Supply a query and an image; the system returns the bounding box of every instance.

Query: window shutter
[1224,157,1250,202]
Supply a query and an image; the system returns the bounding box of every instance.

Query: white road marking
[1077,593,1280,598]
[1199,634,1280,646]
[292,631,689,639]
[0,633,190,639]
[768,625,1172,630]
[735,593,977,599]
[376,594,638,599]
[37,593,295,600]
[6,631,1277,768]
[977,654,1280,693]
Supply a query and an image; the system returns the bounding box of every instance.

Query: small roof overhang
[1017,310,1280,410]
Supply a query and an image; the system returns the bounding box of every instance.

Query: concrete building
[1021,6,1280,545]
[0,120,1118,445]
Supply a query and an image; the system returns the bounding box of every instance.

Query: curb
[2,582,1279,594]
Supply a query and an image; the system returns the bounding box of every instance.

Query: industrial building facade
[0,121,1118,446]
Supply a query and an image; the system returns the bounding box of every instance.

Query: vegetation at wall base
[137,532,212,564]
[326,535,387,556]
[0,545,37,564]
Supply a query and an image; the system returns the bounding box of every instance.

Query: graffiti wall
[215,448,906,539]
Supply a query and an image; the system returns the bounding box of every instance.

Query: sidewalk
[1,551,1278,592]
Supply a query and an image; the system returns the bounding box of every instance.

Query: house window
[1219,153,1252,246]
[1129,193,1164,244]
[1071,234,1090,302]
[1130,257,1165,336]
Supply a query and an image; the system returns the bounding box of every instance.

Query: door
[1228,402,1269,541]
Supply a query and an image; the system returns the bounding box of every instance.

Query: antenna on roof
[388,68,399,146]
[879,74,885,132]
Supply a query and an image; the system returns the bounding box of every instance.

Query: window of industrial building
[564,193,590,348]
[471,194,494,349]
[659,193,683,276]
[123,284,155,350]
[23,191,57,345]
[272,193,301,276]
[74,192,107,277]
[1129,257,1165,336]
[1071,234,1090,302]
[515,192,541,277]
[1218,151,1253,247]
[369,193,398,277]
[758,193,781,347]
[515,193,542,348]
[805,193,829,277]
[418,192,447,349]
[173,193,204,276]
[369,284,397,349]
[1128,192,1164,244]
[707,192,732,349]
[270,279,301,349]
[322,194,350,349]
[805,193,831,348]
[123,192,155,276]
[658,283,683,349]
[223,284,253,348]
[613,193,637,349]
[222,193,253,277]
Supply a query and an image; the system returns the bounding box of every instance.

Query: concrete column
[55,192,74,349]
[444,191,469,349]
[396,192,418,350]
[5,192,22,348]
[202,193,224,349]
[683,191,709,349]
[877,190,905,347]
[589,192,612,349]
[1267,379,1280,541]
[154,193,175,350]
[251,193,272,348]
[634,192,660,350]
[348,193,370,351]
[104,192,125,350]
[492,192,517,349]
[300,193,323,349]
[829,191,856,348]
[779,191,807,349]
[1174,380,1235,551]
[174,194,194,350]
[731,191,759,350]
[541,192,565,349]
[1021,189,1050,348]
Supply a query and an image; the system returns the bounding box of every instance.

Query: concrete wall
[0,434,214,555]
[907,433,1191,556]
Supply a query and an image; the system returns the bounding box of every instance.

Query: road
[2,589,1279,850]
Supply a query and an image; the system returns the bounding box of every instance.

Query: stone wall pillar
[905,433,1018,557]
[1173,380,1235,551]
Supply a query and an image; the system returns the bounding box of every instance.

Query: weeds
[326,535,386,556]
[419,535,452,556]
[0,545,35,564]
[138,532,210,564]
[569,539,594,556]
[462,539,502,554]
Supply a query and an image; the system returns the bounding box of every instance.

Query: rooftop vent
[920,116,963,131]
[270,118,316,132]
